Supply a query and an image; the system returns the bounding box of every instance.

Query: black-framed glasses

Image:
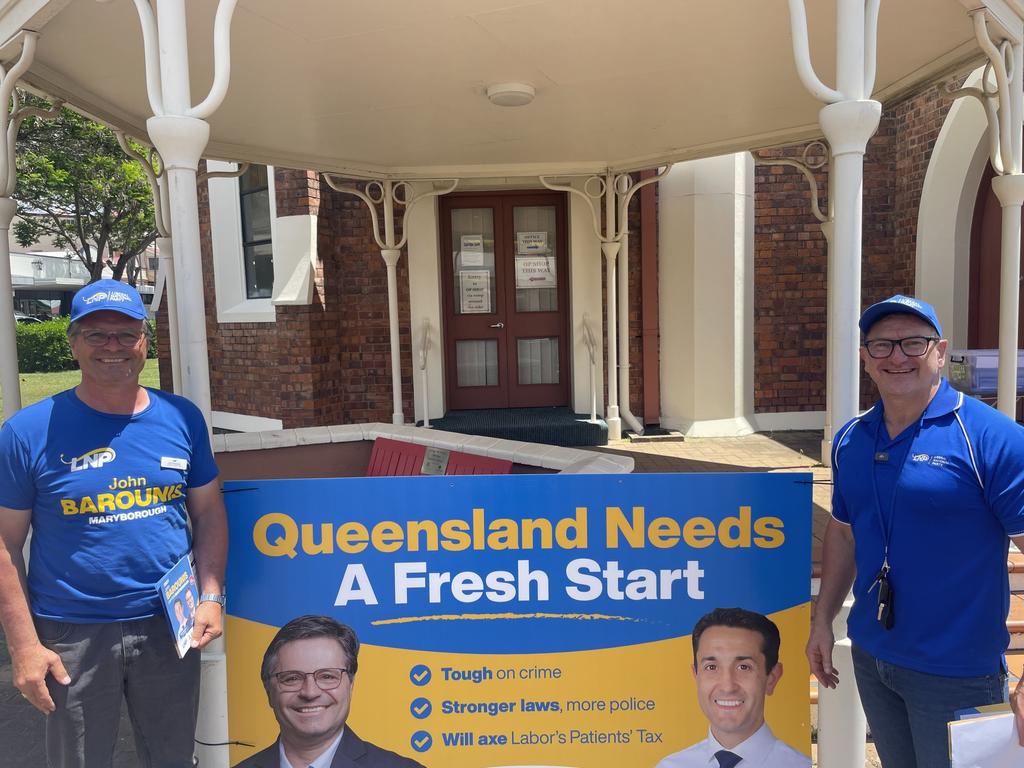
[271,668,349,691]
[863,336,939,359]
[76,330,145,348]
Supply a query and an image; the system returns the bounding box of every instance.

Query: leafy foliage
[15,317,74,372]
[14,93,156,284]
[16,318,157,373]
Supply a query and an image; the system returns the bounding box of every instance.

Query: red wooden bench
[366,437,512,477]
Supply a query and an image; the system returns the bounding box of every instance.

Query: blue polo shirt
[0,388,218,622]
[832,379,1024,676]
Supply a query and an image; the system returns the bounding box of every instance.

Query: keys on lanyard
[868,561,894,630]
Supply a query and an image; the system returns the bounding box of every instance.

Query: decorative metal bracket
[753,141,831,223]
[320,176,458,250]
[788,0,880,102]
[0,35,63,198]
[115,132,171,237]
[539,166,671,244]
[111,0,239,119]
[950,11,1023,176]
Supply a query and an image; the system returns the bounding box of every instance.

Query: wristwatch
[199,592,226,609]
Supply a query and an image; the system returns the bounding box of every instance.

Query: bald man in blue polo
[808,295,1024,767]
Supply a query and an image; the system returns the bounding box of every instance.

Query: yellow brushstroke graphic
[372,612,645,625]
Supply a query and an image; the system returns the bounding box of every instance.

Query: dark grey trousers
[34,615,200,768]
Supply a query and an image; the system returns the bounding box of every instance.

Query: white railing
[581,314,598,422]
[418,319,432,429]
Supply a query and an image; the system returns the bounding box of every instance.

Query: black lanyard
[868,414,924,577]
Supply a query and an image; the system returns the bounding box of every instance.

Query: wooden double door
[440,191,570,410]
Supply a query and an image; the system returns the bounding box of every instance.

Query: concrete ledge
[214,423,633,474]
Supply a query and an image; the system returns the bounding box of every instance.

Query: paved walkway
[600,429,832,562]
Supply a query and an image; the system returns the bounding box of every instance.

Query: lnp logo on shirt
[912,452,951,467]
[61,447,116,472]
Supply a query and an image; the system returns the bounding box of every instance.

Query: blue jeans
[851,644,1007,768]
[35,614,200,768]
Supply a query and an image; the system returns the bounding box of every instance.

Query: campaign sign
[225,472,812,767]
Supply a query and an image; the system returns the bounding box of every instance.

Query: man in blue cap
[807,295,1024,766]
[0,279,227,767]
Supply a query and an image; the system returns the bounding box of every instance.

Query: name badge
[161,457,189,471]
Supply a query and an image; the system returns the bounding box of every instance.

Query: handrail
[582,315,597,422]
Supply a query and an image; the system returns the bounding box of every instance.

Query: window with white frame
[239,165,274,299]
[207,161,277,323]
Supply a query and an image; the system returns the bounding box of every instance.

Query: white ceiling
[4,0,987,178]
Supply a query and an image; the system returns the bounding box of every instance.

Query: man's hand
[1011,674,1024,746]
[191,600,223,649]
[806,620,840,689]
[11,641,70,714]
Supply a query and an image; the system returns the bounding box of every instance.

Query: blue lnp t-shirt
[0,388,218,622]
[832,379,1024,676]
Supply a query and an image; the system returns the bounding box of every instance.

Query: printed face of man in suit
[266,637,354,753]
[692,625,782,748]
[173,599,187,630]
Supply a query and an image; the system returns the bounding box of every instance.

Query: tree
[13,93,156,285]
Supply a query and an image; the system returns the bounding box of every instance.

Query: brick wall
[753,77,959,413]
[316,181,414,424]
[157,167,413,428]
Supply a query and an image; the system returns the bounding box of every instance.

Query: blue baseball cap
[859,294,942,337]
[71,280,147,322]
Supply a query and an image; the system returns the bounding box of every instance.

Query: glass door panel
[517,337,560,385]
[451,208,497,316]
[513,206,558,313]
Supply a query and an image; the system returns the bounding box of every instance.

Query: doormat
[426,407,608,447]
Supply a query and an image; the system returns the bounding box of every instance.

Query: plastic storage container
[946,349,1024,395]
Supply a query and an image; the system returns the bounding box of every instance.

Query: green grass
[0,359,161,425]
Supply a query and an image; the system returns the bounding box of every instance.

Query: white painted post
[381,182,404,425]
[819,99,879,442]
[966,7,1024,418]
[993,175,1024,417]
[787,2,880,764]
[381,247,404,424]
[602,174,622,440]
[817,599,867,765]
[124,1,240,764]
[602,239,621,440]
[0,33,45,420]
[821,158,836,465]
[0,197,21,418]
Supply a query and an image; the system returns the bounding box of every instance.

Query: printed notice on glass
[517,231,549,254]
[459,270,491,313]
[460,235,485,266]
[515,255,557,289]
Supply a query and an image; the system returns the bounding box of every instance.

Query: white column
[602,240,621,439]
[819,100,879,437]
[788,0,881,457]
[147,117,212,416]
[787,2,880,764]
[992,175,1024,416]
[0,197,20,418]
[817,599,867,765]
[127,2,239,765]
[658,155,755,437]
[0,33,43,420]
[381,247,404,424]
